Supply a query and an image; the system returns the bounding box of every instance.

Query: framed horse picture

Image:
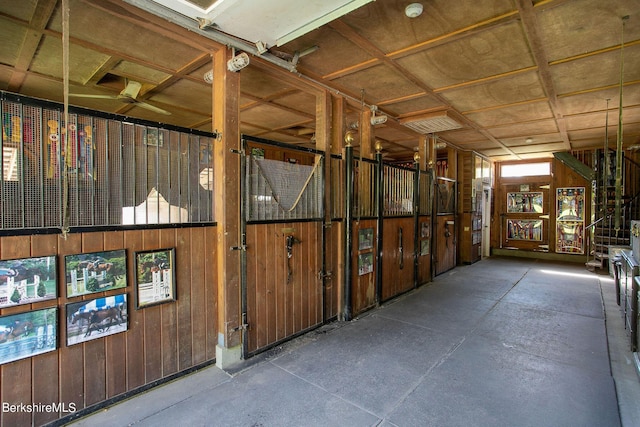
[0,255,57,308]
[134,248,176,309]
[0,307,58,365]
[64,249,127,298]
[65,293,128,346]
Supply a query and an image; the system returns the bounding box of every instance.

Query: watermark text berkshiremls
[2,402,76,414]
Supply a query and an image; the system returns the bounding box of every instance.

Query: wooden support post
[213,48,242,367]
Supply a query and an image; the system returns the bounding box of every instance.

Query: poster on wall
[66,294,128,346]
[0,255,57,308]
[65,250,127,298]
[0,307,57,365]
[556,187,584,221]
[506,219,543,241]
[556,221,585,254]
[556,187,585,253]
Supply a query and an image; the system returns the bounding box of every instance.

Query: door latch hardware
[230,245,247,251]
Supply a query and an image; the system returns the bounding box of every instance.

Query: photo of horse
[0,255,57,308]
[65,250,127,298]
[0,307,57,365]
[135,248,176,308]
[66,294,128,346]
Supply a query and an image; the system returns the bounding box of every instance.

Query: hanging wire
[61,0,71,237]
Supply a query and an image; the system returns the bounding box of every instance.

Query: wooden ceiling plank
[387,10,520,60]
[8,0,58,92]
[515,0,571,151]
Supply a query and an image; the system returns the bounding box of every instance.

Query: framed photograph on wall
[0,307,57,365]
[358,252,374,276]
[0,255,57,308]
[358,228,374,251]
[134,248,176,309]
[65,250,127,298]
[66,294,128,346]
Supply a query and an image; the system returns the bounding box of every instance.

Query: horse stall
[0,94,217,426]
[242,137,326,357]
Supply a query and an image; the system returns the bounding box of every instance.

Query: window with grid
[0,93,215,231]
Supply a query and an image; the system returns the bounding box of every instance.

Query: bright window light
[501,162,550,177]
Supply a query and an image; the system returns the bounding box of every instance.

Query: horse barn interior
[1,0,640,425]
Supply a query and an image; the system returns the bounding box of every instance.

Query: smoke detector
[405,3,423,18]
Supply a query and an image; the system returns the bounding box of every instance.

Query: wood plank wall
[416,215,432,285]
[351,220,377,315]
[0,227,217,426]
[324,221,342,320]
[245,222,323,354]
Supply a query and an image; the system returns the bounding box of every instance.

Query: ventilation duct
[399,110,463,134]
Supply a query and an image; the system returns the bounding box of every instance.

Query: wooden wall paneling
[416,216,431,285]
[103,231,127,398]
[123,230,145,390]
[275,224,286,342]
[30,234,60,426]
[299,223,310,331]
[175,228,193,369]
[57,233,85,414]
[0,236,33,427]
[80,232,107,408]
[245,224,259,353]
[284,225,295,338]
[310,223,322,327]
[351,220,376,316]
[141,233,163,381]
[159,228,178,376]
[203,226,217,361]
[190,228,207,365]
[323,223,341,320]
[143,303,163,383]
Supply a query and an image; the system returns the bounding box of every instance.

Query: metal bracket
[230,148,244,155]
[231,323,249,332]
[323,222,333,228]
[318,270,333,280]
[230,245,247,251]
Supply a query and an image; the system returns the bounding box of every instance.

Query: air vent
[400,110,463,134]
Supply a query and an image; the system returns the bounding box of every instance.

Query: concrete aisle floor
[67,257,640,427]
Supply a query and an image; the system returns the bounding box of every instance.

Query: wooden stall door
[381,217,415,301]
[245,222,323,355]
[435,215,456,275]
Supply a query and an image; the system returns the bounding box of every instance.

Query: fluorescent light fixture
[400,110,463,134]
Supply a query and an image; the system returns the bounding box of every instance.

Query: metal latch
[318,270,333,280]
[230,245,247,251]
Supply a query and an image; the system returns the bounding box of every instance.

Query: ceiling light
[525,137,533,144]
[227,52,250,72]
[399,110,462,134]
[203,70,213,84]
[370,105,388,126]
[405,3,423,18]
